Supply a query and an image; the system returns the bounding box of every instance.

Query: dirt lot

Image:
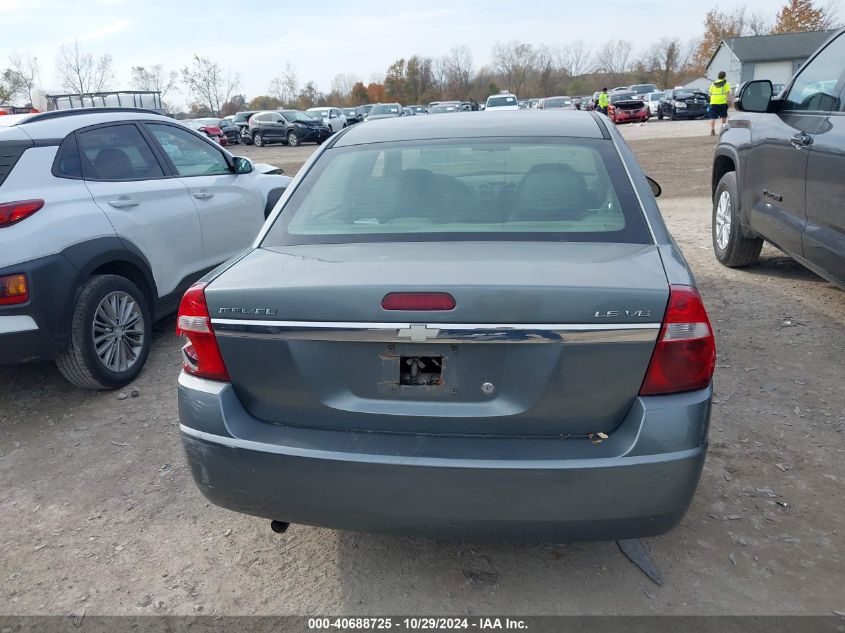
[1,117,843,616]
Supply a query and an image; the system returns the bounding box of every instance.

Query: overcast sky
[1,0,790,104]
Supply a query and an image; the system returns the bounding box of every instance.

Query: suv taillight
[176,282,230,382]
[0,199,44,228]
[639,285,716,396]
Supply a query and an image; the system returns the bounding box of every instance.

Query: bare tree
[181,55,240,116]
[558,41,593,78]
[268,63,299,105]
[445,45,473,98]
[1,70,21,104]
[646,38,683,89]
[491,40,536,96]
[330,73,359,98]
[56,41,113,94]
[131,64,178,99]
[8,53,40,104]
[598,39,634,76]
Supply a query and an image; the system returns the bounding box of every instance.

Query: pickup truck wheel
[712,172,763,268]
[56,275,152,390]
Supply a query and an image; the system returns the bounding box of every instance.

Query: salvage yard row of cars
[1,26,844,542]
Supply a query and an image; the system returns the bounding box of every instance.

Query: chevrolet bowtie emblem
[397,324,440,343]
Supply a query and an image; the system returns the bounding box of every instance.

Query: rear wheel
[253,131,264,147]
[287,130,300,147]
[712,172,763,268]
[56,275,151,389]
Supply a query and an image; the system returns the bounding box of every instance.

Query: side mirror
[646,176,661,198]
[737,80,773,113]
[233,156,254,175]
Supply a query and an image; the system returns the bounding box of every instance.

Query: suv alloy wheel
[712,172,763,267]
[56,275,152,389]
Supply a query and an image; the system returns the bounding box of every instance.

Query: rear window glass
[487,96,517,107]
[77,124,164,181]
[262,138,651,246]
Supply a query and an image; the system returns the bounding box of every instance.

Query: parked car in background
[230,111,257,133]
[177,110,715,541]
[342,107,364,124]
[607,92,649,124]
[657,89,709,120]
[712,27,845,289]
[360,104,376,119]
[195,117,241,144]
[182,119,227,145]
[772,83,785,96]
[643,92,665,116]
[246,110,332,147]
[428,104,459,114]
[578,96,591,110]
[306,106,347,133]
[366,103,403,120]
[485,93,519,111]
[539,96,576,110]
[406,105,428,115]
[528,98,541,109]
[0,108,291,388]
[629,84,659,99]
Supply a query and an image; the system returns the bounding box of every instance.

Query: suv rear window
[487,96,517,107]
[262,138,651,246]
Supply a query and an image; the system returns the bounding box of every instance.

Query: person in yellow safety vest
[708,71,733,136]
[597,88,609,115]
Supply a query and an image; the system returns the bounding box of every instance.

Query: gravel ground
[1,117,843,617]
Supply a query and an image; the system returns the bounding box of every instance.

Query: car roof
[0,109,171,140]
[333,110,604,147]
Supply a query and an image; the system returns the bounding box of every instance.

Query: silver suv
[0,108,291,388]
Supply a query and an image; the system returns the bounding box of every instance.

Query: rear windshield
[262,138,652,246]
[370,104,400,115]
[487,96,517,107]
[544,98,572,107]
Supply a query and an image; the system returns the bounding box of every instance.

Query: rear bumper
[613,110,649,122]
[0,253,79,364]
[179,374,710,541]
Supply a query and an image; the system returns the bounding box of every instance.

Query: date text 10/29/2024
[308,618,528,630]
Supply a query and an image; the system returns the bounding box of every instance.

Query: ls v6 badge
[594,309,652,318]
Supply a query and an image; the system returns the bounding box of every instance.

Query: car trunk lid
[206,242,669,437]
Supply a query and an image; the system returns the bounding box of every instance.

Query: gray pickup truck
[711,27,845,289]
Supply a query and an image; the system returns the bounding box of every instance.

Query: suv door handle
[107,198,140,208]
[193,192,214,200]
[791,132,813,149]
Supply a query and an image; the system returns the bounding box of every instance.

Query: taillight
[0,273,29,305]
[0,199,44,227]
[382,292,456,311]
[176,282,230,382]
[639,285,715,396]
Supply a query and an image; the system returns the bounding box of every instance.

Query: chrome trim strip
[210,319,661,344]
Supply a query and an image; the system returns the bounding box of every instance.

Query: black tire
[56,275,152,390]
[242,132,253,146]
[669,107,677,121]
[287,130,300,147]
[234,132,242,145]
[712,171,763,268]
[657,108,664,120]
[253,131,264,147]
